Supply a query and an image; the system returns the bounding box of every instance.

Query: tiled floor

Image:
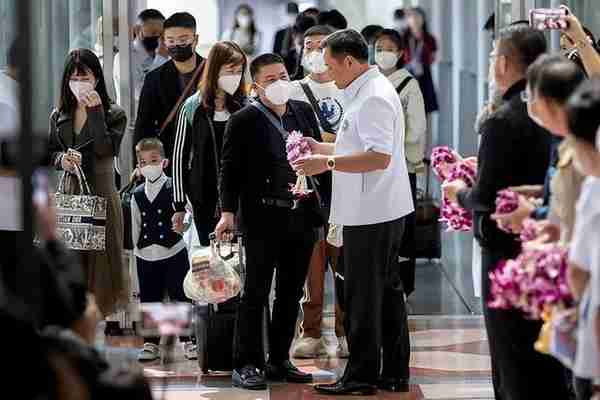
[103,316,492,400]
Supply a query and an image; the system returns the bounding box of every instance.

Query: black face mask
[141,36,160,52]
[168,44,194,62]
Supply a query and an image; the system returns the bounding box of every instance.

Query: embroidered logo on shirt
[318,97,344,129]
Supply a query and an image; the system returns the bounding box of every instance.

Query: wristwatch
[327,157,336,171]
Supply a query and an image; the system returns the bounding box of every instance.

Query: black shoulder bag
[250,100,327,228]
[395,76,414,95]
[300,82,335,134]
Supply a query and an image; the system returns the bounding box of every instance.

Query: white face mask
[262,80,291,105]
[218,74,242,95]
[302,50,328,74]
[395,20,408,31]
[140,164,163,181]
[69,81,95,102]
[237,15,251,28]
[375,51,399,70]
[287,14,298,26]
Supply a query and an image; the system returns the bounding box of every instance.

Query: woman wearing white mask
[48,49,128,318]
[375,28,426,296]
[222,4,263,59]
[172,41,248,246]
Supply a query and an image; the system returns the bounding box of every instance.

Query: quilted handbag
[54,164,107,251]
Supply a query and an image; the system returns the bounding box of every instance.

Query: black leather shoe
[377,378,410,392]
[232,365,267,390]
[266,360,313,383]
[315,380,378,396]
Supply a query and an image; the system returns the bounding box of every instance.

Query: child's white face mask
[141,163,164,181]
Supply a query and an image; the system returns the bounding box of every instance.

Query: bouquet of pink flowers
[494,189,520,233]
[431,146,460,181]
[488,244,573,320]
[286,131,313,199]
[431,146,477,231]
[520,218,539,242]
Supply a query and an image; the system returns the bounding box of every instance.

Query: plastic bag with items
[183,237,242,304]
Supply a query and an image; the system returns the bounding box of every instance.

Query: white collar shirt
[131,174,187,261]
[330,66,414,226]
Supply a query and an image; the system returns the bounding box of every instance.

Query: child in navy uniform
[132,138,195,361]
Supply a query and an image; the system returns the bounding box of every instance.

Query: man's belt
[261,197,294,208]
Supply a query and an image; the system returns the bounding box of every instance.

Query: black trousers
[234,208,315,369]
[193,207,219,247]
[136,247,192,343]
[481,245,570,400]
[0,230,22,297]
[342,218,409,385]
[399,173,417,295]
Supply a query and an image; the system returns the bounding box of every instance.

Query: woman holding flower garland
[171,41,248,245]
[563,78,600,400]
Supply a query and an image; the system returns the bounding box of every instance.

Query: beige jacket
[550,137,586,243]
[387,68,427,173]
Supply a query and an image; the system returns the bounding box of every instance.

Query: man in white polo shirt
[293,29,414,396]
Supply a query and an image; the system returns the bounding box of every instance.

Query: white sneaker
[183,342,198,360]
[293,337,326,359]
[138,342,161,362]
[336,337,350,358]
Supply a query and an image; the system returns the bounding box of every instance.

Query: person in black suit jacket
[134,12,205,163]
[273,2,299,59]
[215,54,322,391]
[444,24,570,400]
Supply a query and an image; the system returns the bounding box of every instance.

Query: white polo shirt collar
[343,66,380,103]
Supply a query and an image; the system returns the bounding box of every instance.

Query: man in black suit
[273,2,299,61]
[134,12,205,162]
[444,24,570,400]
[215,54,321,391]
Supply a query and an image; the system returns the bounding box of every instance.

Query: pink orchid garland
[431,146,477,232]
[286,131,313,199]
[488,244,573,320]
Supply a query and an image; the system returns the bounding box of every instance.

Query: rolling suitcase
[415,160,442,260]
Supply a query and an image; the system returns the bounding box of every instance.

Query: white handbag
[327,224,343,248]
[183,239,242,304]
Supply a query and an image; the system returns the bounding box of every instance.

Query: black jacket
[172,93,246,213]
[273,27,298,74]
[458,80,551,251]
[219,99,323,232]
[134,54,204,160]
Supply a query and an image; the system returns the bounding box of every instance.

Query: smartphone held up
[529,7,569,30]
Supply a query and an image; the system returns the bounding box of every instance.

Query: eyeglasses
[520,90,536,103]
[163,37,194,47]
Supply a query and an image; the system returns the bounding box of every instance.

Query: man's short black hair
[138,9,165,22]
[164,12,196,32]
[250,53,285,80]
[567,78,600,145]
[304,25,335,40]
[287,2,299,14]
[7,38,19,69]
[361,25,384,45]
[527,54,585,104]
[321,29,368,63]
[303,7,320,17]
[393,8,406,20]
[294,14,318,36]
[318,9,348,30]
[497,23,547,72]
